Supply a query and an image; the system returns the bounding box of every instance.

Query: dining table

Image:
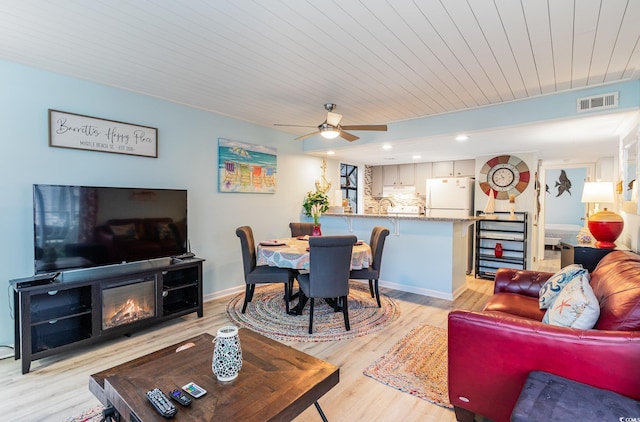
[256,236,372,271]
[256,236,373,315]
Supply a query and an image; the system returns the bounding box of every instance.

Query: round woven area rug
[226,282,400,342]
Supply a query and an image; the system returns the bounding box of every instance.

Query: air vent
[576,92,618,112]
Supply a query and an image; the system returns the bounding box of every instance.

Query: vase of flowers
[311,203,323,236]
[302,190,329,236]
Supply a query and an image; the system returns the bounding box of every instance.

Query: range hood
[382,186,416,196]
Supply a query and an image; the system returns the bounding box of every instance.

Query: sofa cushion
[483,293,546,321]
[109,223,138,239]
[590,251,640,331]
[539,264,587,309]
[542,272,600,329]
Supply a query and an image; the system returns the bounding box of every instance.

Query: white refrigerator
[425,176,475,218]
[426,176,475,274]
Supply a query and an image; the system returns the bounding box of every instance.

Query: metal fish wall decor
[554,170,572,197]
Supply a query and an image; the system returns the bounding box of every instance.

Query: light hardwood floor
[0,251,560,422]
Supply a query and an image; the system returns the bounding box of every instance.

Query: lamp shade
[581,181,614,204]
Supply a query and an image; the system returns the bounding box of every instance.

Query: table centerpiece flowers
[302,190,329,236]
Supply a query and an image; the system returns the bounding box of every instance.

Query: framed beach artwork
[218,138,277,193]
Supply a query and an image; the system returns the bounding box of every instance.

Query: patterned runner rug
[64,405,104,422]
[364,323,452,409]
[226,282,400,342]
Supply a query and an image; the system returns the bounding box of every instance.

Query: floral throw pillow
[542,272,600,329]
[539,264,587,309]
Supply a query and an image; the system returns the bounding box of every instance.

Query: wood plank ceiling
[1,0,639,162]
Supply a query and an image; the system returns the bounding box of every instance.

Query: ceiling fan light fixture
[319,123,340,139]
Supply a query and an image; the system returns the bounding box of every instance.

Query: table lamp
[581,181,623,248]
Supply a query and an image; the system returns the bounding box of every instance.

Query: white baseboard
[377,279,459,301]
[203,285,244,303]
[203,279,467,304]
[0,344,15,359]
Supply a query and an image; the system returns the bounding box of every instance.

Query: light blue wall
[0,60,325,345]
[545,168,587,226]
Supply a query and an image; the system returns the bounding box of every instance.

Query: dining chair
[289,222,315,237]
[235,226,294,313]
[349,226,390,307]
[296,235,357,334]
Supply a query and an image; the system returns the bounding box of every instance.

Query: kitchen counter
[316,213,477,300]
[325,212,478,223]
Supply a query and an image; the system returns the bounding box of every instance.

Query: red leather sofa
[448,250,640,422]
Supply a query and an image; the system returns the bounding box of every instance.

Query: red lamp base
[587,210,624,249]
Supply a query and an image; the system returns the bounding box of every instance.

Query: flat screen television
[33,184,188,274]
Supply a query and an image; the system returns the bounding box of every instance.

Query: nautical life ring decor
[479,155,530,200]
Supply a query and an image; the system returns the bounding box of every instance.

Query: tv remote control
[146,388,177,418]
[169,389,192,406]
[182,382,207,398]
[173,252,195,260]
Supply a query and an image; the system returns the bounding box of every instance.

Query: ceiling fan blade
[274,124,316,128]
[295,131,320,141]
[340,124,388,131]
[339,131,359,142]
[326,112,342,127]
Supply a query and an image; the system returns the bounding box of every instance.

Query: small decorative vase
[212,325,242,382]
[494,243,503,258]
[312,224,322,236]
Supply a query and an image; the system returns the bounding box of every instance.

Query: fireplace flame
[105,298,154,329]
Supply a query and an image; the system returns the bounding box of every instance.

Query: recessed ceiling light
[412,155,422,160]
[327,150,335,155]
[382,144,392,150]
[456,135,469,141]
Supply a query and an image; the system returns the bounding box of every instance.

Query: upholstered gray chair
[349,226,390,307]
[289,222,315,237]
[235,226,293,313]
[296,235,357,334]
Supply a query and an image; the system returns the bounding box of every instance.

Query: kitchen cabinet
[454,159,475,177]
[432,161,454,177]
[382,165,398,185]
[383,164,415,186]
[370,165,384,197]
[414,162,433,196]
[398,164,415,185]
[432,159,475,178]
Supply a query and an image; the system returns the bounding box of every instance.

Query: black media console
[10,257,204,374]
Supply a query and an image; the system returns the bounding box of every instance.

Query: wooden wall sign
[49,109,158,158]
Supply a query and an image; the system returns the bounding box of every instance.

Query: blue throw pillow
[539,264,587,309]
[542,271,600,329]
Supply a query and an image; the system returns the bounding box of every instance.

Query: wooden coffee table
[89,329,339,421]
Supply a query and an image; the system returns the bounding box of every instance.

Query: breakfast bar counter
[318,213,478,300]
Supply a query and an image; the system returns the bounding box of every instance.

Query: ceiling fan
[274,103,387,142]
